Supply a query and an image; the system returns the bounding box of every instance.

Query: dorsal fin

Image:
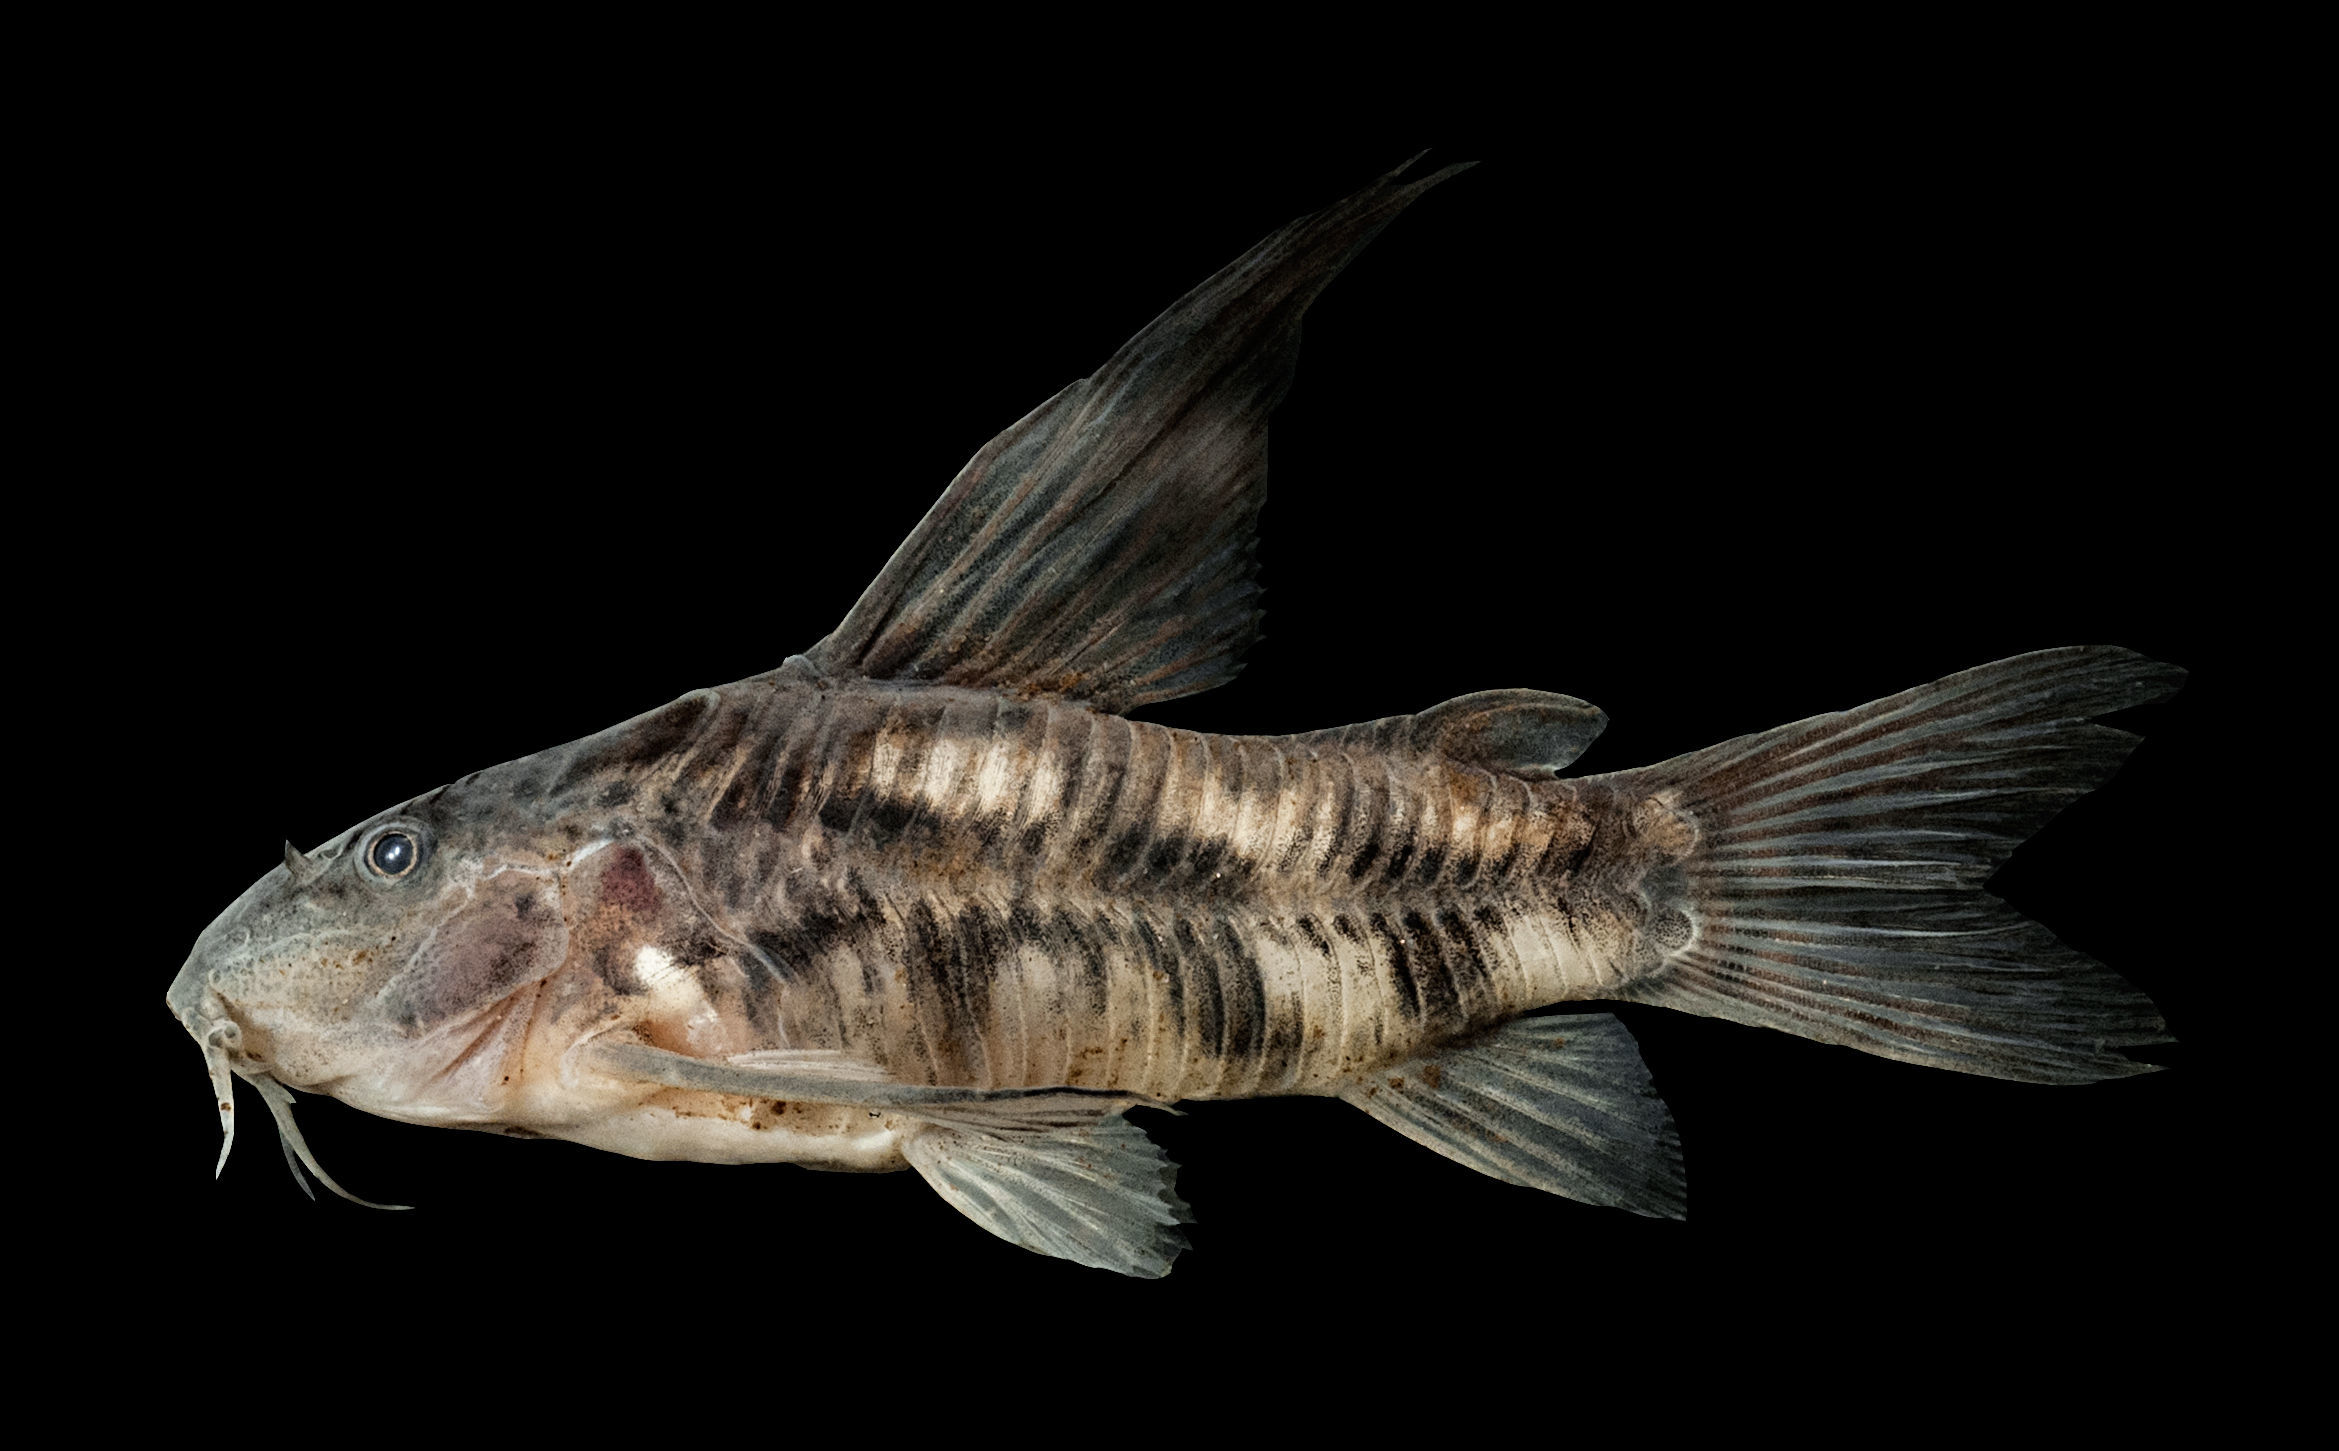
[803,155,1475,713]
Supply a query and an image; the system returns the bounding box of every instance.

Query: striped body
[166,165,2176,1274]
[586,668,1666,1102]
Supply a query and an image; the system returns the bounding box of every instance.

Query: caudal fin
[1616,646,2183,1084]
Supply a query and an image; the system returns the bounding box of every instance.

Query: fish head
[169,774,578,1195]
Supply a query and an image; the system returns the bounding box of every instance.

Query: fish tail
[1611,646,2183,1084]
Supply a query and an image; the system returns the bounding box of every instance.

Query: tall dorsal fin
[803,155,1475,713]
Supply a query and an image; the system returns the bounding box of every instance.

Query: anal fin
[904,1114,1192,1278]
[1338,1014,1684,1218]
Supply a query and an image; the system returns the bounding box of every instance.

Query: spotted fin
[1338,1014,1685,1218]
[803,155,1474,712]
[904,1114,1192,1278]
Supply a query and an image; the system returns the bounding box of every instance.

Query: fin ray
[904,1114,1192,1277]
[585,1039,1165,1131]
[1613,646,2183,1083]
[1339,1014,1685,1218]
[804,157,1473,711]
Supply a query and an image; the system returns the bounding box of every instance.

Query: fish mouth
[170,977,408,1212]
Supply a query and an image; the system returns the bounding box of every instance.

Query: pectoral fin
[586,1040,1167,1133]
[1339,1014,1684,1218]
[904,1115,1191,1278]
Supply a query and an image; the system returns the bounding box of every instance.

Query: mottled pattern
[536,669,1670,1101]
[165,158,2178,1273]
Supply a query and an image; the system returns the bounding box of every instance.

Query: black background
[72,87,2281,1366]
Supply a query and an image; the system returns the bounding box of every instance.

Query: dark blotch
[1296,915,1333,960]
[1489,841,1520,881]
[816,782,862,835]
[1174,917,1226,1065]
[902,900,971,1081]
[711,772,760,831]
[1400,908,1462,1031]
[1549,815,1601,880]
[1322,776,1357,872]
[555,691,717,791]
[766,755,810,831]
[813,722,882,835]
[1213,917,1266,1068]
[860,794,916,847]
[968,809,1013,866]
[1413,842,1447,883]
[1436,907,1493,1014]
[775,890,864,976]
[1103,827,1152,880]
[1372,912,1421,1022]
[1447,847,1481,889]
[1056,908,1112,1007]
[1145,831,1193,879]
[1052,739,1089,817]
[1187,835,1230,881]
[1134,916,1182,1039]
[945,902,1000,1049]
[1381,833,1414,883]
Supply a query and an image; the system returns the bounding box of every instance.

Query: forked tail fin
[1614,646,2183,1084]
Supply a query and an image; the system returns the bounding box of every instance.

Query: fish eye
[364,828,423,880]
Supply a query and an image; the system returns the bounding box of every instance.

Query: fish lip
[167,951,231,1029]
[167,955,277,1081]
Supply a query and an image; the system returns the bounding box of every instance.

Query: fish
[166,155,2184,1277]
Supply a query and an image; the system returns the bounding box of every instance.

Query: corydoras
[166,155,2189,1278]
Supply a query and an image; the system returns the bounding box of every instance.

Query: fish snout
[167,946,252,1180]
[165,952,213,1033]
[168,965,264,1074]
[167,906,281,1077]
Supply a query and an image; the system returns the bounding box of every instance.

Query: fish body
[177,671,1642,1147]
[168,158,2181,1275]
